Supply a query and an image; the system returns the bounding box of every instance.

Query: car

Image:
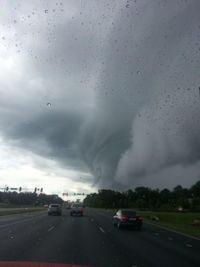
[48,204,62,216]
[113,210,143,230]
[70,203,83,216]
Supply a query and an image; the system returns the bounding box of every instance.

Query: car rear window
[72,204,80,208]
[51,204,59,208]
[122,211,136,216]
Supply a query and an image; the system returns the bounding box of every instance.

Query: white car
[48,204,62,216]
[70,204,83,216]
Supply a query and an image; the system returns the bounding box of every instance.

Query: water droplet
[14,20,17,24]
[2,36,5,40]
[47,102,51,107]
[44,10,48,14]
[126,4,130,8]
[137,70,141,75]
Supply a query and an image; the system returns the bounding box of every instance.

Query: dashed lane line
[48,226,55,232]
[185,243,193,248]
[99,226,106,234]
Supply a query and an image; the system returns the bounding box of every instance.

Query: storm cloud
[0,0,200,190]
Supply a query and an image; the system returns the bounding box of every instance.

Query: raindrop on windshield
[44,10,48,14]
[47,102,51,107]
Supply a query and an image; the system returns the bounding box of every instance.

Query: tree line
[0,191,63,206]
[84,181,200,211]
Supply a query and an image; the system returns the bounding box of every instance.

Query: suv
[48,204,62,216]
[70,203,83,216]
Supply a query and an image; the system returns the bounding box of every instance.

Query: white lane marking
[168,237,173,241]
[185,243,192,248]
[99,227,105,234]
[48,226,55,232]
[0,213,46,229]
[145,221,200,241]
[0,218,38,229]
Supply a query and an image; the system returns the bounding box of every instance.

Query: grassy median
[98,208,200,238]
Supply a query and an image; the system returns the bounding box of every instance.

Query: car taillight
[137,216,143,220]
[121,216,127,220]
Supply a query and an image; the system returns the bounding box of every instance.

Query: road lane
[88,208,200,267]
[0,208,199,267]
[0,210,46,227]
[0,209,131,266]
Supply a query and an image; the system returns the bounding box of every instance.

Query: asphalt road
[0,208,38,211]
[0,208,199,267]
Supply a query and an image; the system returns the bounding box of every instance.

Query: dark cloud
[0,0,200,189]
[80,0,200,188]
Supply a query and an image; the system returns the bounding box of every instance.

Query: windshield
[72,204,81,208]
[0,1,200,267]
[122,211,136,217]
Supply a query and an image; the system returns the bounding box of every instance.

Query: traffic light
[34,187,37,193]
[40,188,43,193]
[19,187,22,192]
[6,186,9,191]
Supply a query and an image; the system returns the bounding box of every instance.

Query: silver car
[48,204,62,216]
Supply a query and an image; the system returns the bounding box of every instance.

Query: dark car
[113,210,143,230]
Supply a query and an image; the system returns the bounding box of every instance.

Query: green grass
[98,208,200,239]
[0,207,45,216]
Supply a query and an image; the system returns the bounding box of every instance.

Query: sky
[0,0,200,197]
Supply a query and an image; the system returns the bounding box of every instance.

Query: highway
[0,208,199,267]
